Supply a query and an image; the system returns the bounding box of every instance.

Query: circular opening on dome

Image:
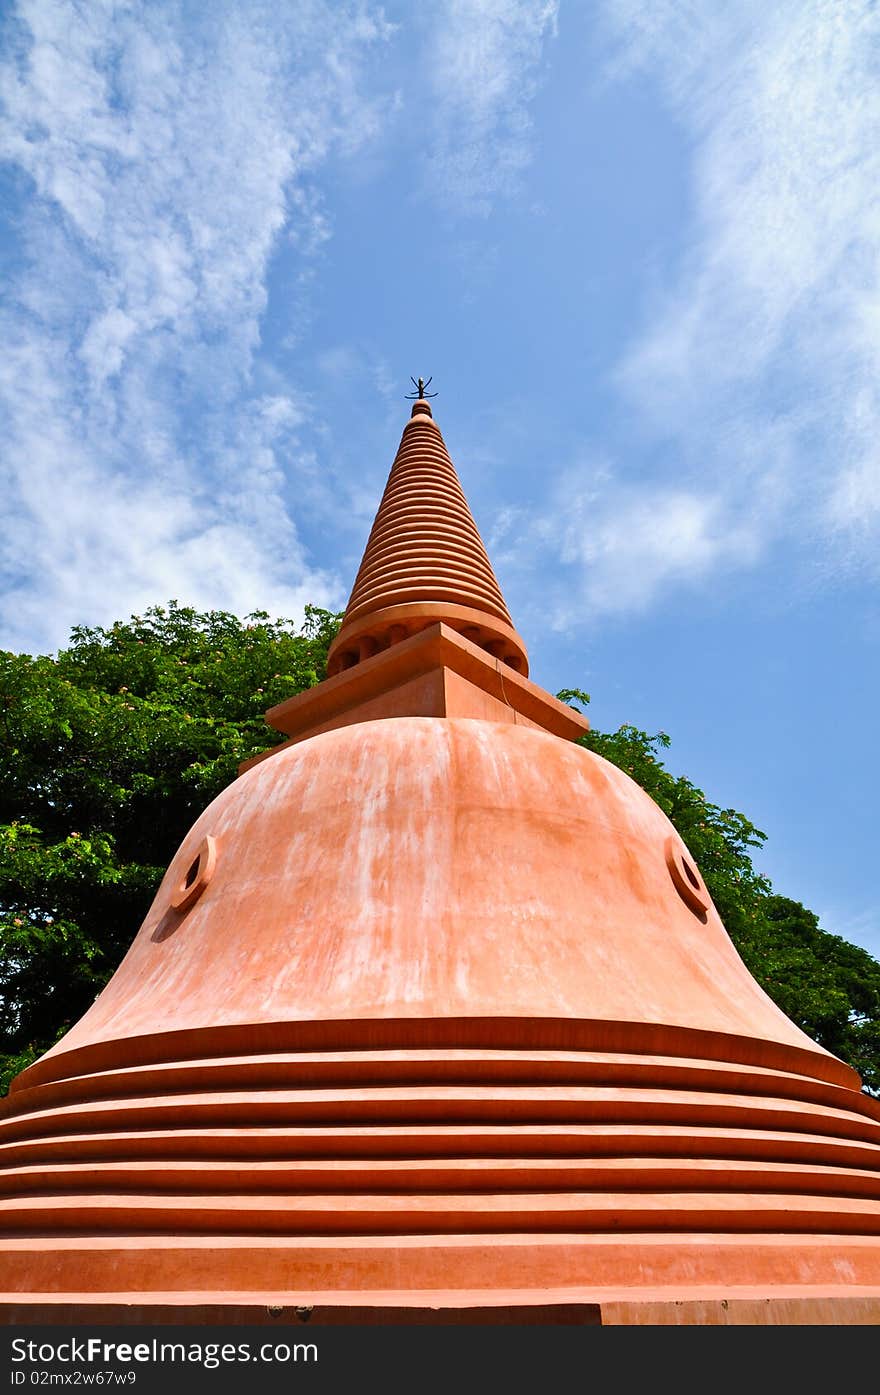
[664,835,711,916]
[171,834,217,914]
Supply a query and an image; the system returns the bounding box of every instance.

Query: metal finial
[405,375,437,400]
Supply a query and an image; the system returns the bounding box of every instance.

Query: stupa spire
[327,395,529,677]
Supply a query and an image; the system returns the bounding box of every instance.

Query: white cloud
[597,0,880,589]
[556,483,758,620]
[0,0,391,653]
[497,459,761,629]
[424,0,559,215]
[488,3,880,629]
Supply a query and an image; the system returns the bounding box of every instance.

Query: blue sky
[1,1,878,958]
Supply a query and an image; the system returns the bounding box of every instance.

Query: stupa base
[3,1234,880,1325]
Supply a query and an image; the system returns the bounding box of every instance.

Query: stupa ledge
[244,621,588,770]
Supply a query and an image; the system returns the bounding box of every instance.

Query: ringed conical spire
[327,398,529,676]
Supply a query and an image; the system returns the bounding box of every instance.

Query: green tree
[736,895,880,1092]
[567,708,880,1093]
[0,602,340,1090]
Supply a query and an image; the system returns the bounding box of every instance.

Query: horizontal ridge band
[5,1191,880,1238]
[2,1087,879,1147]
[4,1157,880,1199]
[3,1125,880,1170]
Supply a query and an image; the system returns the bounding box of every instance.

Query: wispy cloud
[517,1,880,625]
[423,0,558,215]
[552,471,759,624]
[0,0,392,653]
[491,459,761,630]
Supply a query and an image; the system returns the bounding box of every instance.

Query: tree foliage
[0,602,340,1089]
[574,714,880,1093]
[1,606,878,1096]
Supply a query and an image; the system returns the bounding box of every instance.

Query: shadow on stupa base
[0,1300,602,1326]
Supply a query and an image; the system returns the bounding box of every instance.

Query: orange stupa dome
[2,397,880,1325]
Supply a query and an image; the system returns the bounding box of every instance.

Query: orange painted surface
[8,720,861,1077]
[4,717,880,1312]
[3,401,880,1320]
[251,623,588,763]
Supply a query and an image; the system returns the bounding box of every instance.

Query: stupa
[2,396,880,1325]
